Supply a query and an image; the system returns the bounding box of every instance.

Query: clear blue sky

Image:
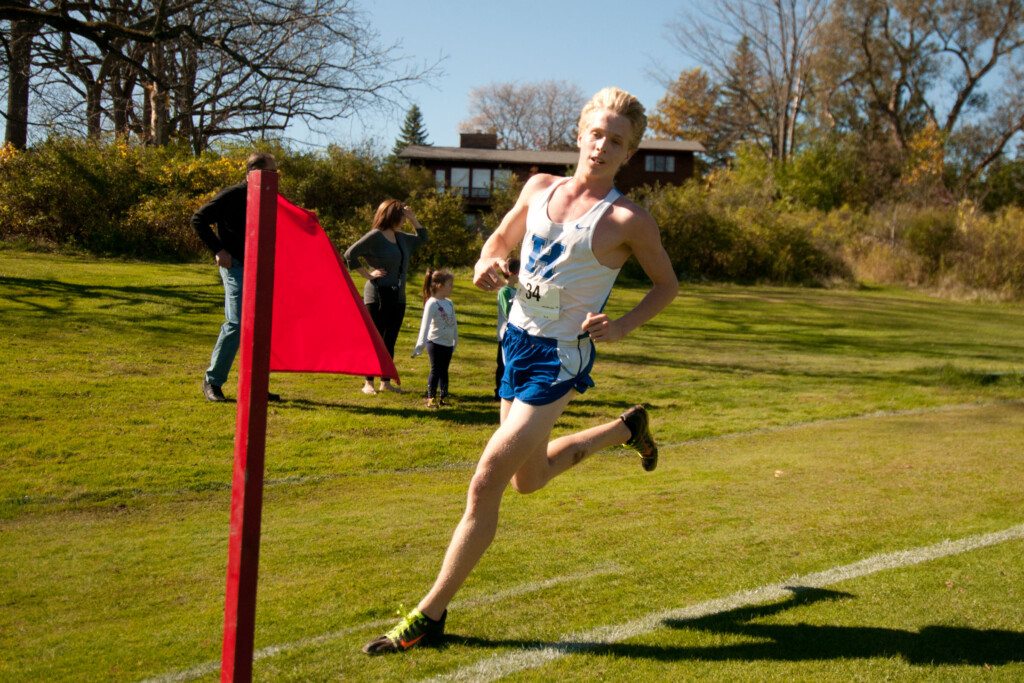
[291,0,699,150]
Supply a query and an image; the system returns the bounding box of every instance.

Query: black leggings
[365,290,406,382]
[426,341,453,399]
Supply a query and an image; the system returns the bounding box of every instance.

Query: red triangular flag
[269,196,399,381]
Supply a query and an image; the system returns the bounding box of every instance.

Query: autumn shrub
[3,136,1021,296]
[634,168,849,285]
[776,138,860,212]
[0,138,443,261]
[289,147,481,268]
[902,207,958,273]
[0,137,146,249]
[408,190,482,270]
[977,157,1024,211]
[282,144,435,243]
[480,173,523,235]
[0,137,238,258]
[950,206,1024,297]
[118,192,209,260]
[761,210,852,284]
[634,180,744,281]
[337,189,481,273]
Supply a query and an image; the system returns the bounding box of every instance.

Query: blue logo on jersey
[524,235,564,278]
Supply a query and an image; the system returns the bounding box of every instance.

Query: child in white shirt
[411,269,457,407]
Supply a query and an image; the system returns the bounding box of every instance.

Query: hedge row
[2,138,1022,297]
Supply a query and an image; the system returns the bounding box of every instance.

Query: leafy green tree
[975,153,1024,211]
[650,68,725,169]
[817,0,1024,188]
[392,104,430,156]
[480,172,523,235]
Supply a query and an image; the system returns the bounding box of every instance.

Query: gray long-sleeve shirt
[343,227,428,304]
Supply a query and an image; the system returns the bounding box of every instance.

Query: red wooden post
[220,169,278,683]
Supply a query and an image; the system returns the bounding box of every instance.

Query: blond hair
[578,87,647,152]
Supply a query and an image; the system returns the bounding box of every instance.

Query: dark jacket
[191,182,248,262]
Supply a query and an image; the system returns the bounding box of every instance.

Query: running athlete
[362,87,679,654]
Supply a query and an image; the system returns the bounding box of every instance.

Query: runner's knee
[466,469,505,509]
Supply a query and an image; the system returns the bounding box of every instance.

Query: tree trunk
[150,83,170,145]
[85,81,103,140]
[109,64,137,139]
[139,83,153,144]
[148,45,170,145]
[5,19,39,150]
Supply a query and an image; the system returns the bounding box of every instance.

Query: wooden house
[397,133,704,226]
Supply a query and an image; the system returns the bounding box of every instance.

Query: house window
[644,155,676,173]
[451,167,470,196]
[434,169,446,192]
[493,168,514,188]
[471,168,491,198]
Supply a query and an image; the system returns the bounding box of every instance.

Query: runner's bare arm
[474,174,558,291]
[583,210,678,343]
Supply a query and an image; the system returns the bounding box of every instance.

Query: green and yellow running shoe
[362,607,446,655]
[620,404,658,471]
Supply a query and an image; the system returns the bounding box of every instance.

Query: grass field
[1,248,1023,682]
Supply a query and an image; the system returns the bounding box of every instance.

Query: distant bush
[810,201,1024,298]
[0,138,453,263]
[977,157,1024,212]
[950,206,1024,297]
[635,180,744,281]
[119,192,209,260]
[632,174,850,286]
[902,207,958,273]
[280,143,435,243]
[3,136,1023,297]
[338,188,480,273]
[0,138,238,259]
[480,173,523,235]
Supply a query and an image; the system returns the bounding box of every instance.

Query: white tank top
[508,178,622,341]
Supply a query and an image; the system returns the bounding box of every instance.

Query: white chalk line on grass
[420,522,1024,683]
[137,563,624,683]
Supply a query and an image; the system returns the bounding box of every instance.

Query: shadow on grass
[277,396,502,427]
[448,588,1024,667]
[1,274,220,338]
[273,392,645,428]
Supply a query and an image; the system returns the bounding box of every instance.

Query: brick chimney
[460,132,498,149]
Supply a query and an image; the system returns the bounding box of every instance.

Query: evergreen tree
[393,104,430,155]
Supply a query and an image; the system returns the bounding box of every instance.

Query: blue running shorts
[498,323,596,405]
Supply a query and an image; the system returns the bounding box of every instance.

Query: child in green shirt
[493,258,520,400]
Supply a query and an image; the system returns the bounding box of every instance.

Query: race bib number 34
[516,280,561,320]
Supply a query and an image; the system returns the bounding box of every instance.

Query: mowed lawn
[1,249,1022,682]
